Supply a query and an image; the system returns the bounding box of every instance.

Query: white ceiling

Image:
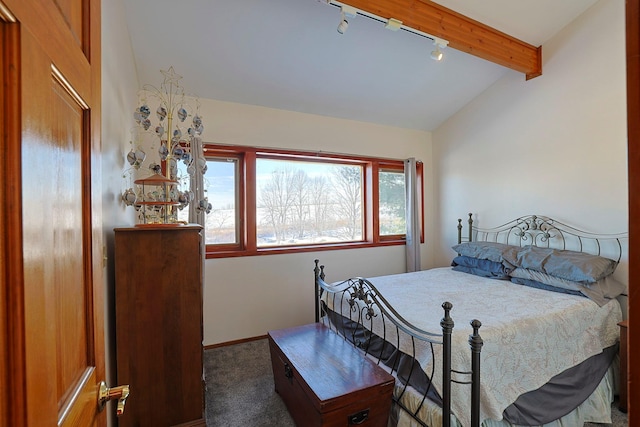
[122,0,598,131]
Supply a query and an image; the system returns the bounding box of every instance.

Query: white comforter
[322,267,622,427]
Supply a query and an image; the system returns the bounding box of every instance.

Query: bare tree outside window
[291,169,312,239]
[208,203,235,241]
[259,166,303,244]
[331,166,362,240]
[379,170,406,235]
[256,159,363,247]
[310,176,332,242]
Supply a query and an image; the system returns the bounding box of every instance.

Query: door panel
[51,71,90,414]
[53,0,84,50]
[1,0,103,426]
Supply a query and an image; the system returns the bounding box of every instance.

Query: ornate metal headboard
[457,213,627,263]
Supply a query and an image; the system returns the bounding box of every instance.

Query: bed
[314,214,626,427]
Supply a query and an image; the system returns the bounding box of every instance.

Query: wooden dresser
[114,225,205,426]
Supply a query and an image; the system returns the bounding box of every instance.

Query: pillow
[451,255,512,279]
[502,245,618,283]
[452,242,519,264]
[510,267,626,306]
[510,268,583,292]
[510,277,585,297]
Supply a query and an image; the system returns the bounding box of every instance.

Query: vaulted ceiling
[122,0,598,131]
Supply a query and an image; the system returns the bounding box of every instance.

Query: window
[201,144,423,258]
[256,158,363,247]
[204,157,239,245]
[177,157,240,246]
[379,168,406,237]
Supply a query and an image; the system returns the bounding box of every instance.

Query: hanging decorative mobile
[121,67,212,226]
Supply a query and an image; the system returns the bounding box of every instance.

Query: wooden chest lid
[268,323,394,413]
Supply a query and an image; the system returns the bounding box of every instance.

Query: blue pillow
[510,277,585,297]
[451,255,512,279]
[502,245,618,283]
[510,267,626,306]
[452,242,519,264]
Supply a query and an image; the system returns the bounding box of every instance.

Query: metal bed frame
[314,214,626,427]
[314,260,483,427]
[457,213,626,262]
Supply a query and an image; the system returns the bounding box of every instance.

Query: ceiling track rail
[323,0,542,79]
[327,0,445,44]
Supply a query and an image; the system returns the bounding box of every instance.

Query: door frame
[626,0,639,422]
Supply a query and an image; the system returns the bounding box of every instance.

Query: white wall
[196,99,434,345]
[432,0,627,271]
[432,0,628,317]
[108,0,627,346]
[101,0,139,415]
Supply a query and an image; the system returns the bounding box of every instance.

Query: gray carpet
[204,338,295,427]
[204,338,628,427]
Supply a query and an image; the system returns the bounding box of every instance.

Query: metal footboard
[314,259,483,427]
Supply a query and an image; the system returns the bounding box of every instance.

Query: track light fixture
[337,5,357,34]
[337,11,348,34]
[430,46,443,61]
[430,37,448,61]
[324,0,450,63]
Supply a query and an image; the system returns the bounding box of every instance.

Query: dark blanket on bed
[502,343,617,425]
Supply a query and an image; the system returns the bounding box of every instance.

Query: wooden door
[0,0,105,426]
[627,0,639,422]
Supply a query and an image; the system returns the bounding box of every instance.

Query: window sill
[205,239,407,259]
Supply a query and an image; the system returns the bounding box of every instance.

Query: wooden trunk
[114,225,205,426]
[268,323,394,427]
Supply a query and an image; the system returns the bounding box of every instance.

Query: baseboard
[172,419,206,427]
[204,334,268,350]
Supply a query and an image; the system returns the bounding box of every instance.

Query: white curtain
[188,136,207,283]
[188,136,206,228]
[405,158,421,272]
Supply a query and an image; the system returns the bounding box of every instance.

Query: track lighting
[324,0,451,62]
[337,5,357,34]
[430,46,443,61]
[430,37,448,61]
[384,18,402,31]
[337,11,348,34]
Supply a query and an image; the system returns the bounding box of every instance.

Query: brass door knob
[98,381,130,416]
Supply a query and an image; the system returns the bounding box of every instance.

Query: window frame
[202,143,424,258]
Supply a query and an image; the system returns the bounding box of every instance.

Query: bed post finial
[468,213,473,243]
[314,260,321,322]
[469,319,483,427]
[457,219,462,244]
[469,319,482,344]
[441,301,453,325]
[441,302,454,427]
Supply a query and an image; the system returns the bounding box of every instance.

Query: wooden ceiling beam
[338,0,542,80]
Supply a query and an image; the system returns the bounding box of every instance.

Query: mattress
[321,267,622,426]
